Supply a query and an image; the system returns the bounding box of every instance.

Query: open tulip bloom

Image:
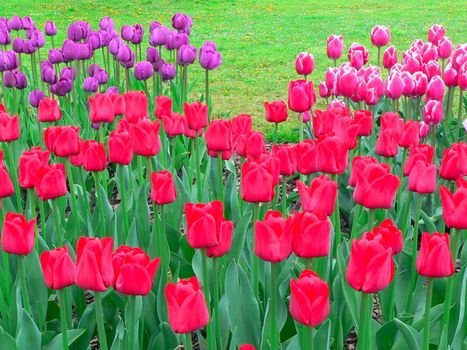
[0,14,466,350]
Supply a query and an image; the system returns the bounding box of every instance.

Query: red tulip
[349,156,381,187]
[264,100,288,124]
[231,114,253,143]
[109,93,125,116]
[1,212,35,255]
[288,80,315,113]
[416,232,454,277]
[184,101,208,131]
[254,210,292,262]
[150,170,177,205]
[315,135,349,175]
[44,126,80,157]
[289,211,331,258]
[38,97,62,122]
[69,138,84,167]
[206,220,234,258]
[165,276,209,334]
[0,156,14,199]
[295,52,314,76]
[398,120,420,148]
[34,163,67,201]
[297,176,337,216]
[40,247,76,290]
[362,219,403,255]
[108,129,133,165]
[296,140,318,175]
[82,140,107,172]
[0,112,19,142]
[371,25,390,47]
[89,93,115,123]
[440,185,467,229]
[129,119,161,157]
[440,143,467,180]
[162,113,187,138]
[404,144,434,176]
[346,237,394,293]
[75,237,114,292]
[155,95,172,119]
[112,245,160,295]
[124,91,148,122]
[289,270,330,326]
[239,345,256,350]
[184,200,224,248]
[327,35,344,60]
[272,144,297,176]
[352,110,373,137]
[408,160,436,194]
[353,163,400,209]
[241,157,278,203]
[19,147,50,189]
[376,128,399,158]
[205,119,232,153]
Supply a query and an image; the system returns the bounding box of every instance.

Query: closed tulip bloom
[381,111,404,136]
[289,270,330,327]
[199,42,222,70]
[426,76,445,101]
[134,61,154,81]
[272,144,297,176]
[69,138,84,167]
[337,66,358,97]
[412,72,428,97]
[423,99,443,125]
[241,157,278,203]
[89,93,114,123]
[297,176,337,216]
[108,130,133,165]
[166,276,209,334]
[401,71,415,96]
[316,135,349,174]
[327,35,344,60]
[416,232,454,277]
[349,156,380,187]
[0,112,19,142]
[185,201,224,248]
[44,20,57,36]
[371,25,390,47]
[1,212,35,255]
[428,24,445,45]
[184,101,208,131]
[319,82,331,98]
[288,80,315,113]
[162,62,176,81]
[232,114,253,144]
[376,128,399,158]
[363,219,403,255]
[404,144,434,176]
[0,151,14,198]
[295,52,314,76]
[264,100,288,124]
[348,43,369,69]
[150,170,177,205]
[75,237,114,292]
[383,46,398,69]
[346,237,394,292]
[385,72,404,99]
[440,185,467,229]
[206,220,234,258]
[82,140,107,172]
[438,36,452,59]
[112,245,160,295]
[155,96,173,119]
[40,247,76,290]
[205,119,232,152]
[108,93,125,116]
[443,65,458,87]
[34,164,67,201]
[459,62,467,91]
[29,89,45,108]
[44,126,80,157]
[82,77,98,92]
[398,120,420,148]
[296,140,318,175]
[162,113,187,138]
[352,110,373,136]
[178,44,197,66]
[129,119,161,157]
[353,163,400,209]
[38,97,62,122]
[19,147,50,189]
[408,160,437,194]
[123,91,148,122]
[289,211,331,258]
[439,143,466,180]
[244,131,266,159]
[254,210,292,262]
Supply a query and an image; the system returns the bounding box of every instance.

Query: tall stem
[118,165,130,235]
[6,143,22,211]
[58,289,69,350]
[18,255,31,313]
[422,279,433,350]
[377,46,381,67]
[302,325,313,350]
[156,205,168,321]
[443,228,461,329]
[94,293,108,350]
[205,70,210,123]
[213,258,222,349]
[455,89,464,141]
[331,174,341,249]
[217,152,223,202]
[407,194,423,310]
[350,205,362,240]
[274,122,278,144]
[195,135,202,202]
[128,295,137,350]
[281,176,287,216]
[367,209,375,232]
[270,262,279,349]
[251,203,260,298]
[201,251,215,349]
[358,292,371,350]
[65,159,79,239]
[94,172,106,237]
[52,199,63,246]
[184,333,193,350]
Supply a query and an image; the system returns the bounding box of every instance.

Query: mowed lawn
[1,0,465,139]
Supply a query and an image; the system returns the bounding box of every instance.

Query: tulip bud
[416,232,454,277]
[295,52,314,76]
[371,25,390,47]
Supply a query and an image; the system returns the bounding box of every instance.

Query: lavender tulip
[7,16,23,31]
[0,29,11,46]
[76,42,93,60]
[149,25,169,47]
[109,37,122,56]
[62,39,78,61]
[178,44,197,66]
[164,30,178,51]
[60,66,77,80]
[162,63,176,81]
[174,33,189,50]
[95,70,108,85]
[23,41,37,54]
[12,37,25,54]
[0,18,8,30]
[149,21,161,32]
[22,16,34,30]
[87,31,101,50]
[40,60,53,71]
[134,61,154,80]
[199,42,222,70]
[29,89,45,107]
[106,86,119,95]
[3,70,15,87]
[89,64,103,76]
[44,20,57,36]
[83,76,99,92]
[98,30,110,46]
[31,30,45,48]
[146,47,159,64]
[99,17,114,31]
[51,78,73,96]
[48,49,64,64]
[117,44,134,68]
[133,24,144,45]
[172,13,193,33]
[0,51,19,71]
[121,25,136,42]
[14,71,28,89]
[41,67,57,84]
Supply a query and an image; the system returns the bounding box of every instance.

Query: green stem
[407,194,423,310]
[377,46,381,67]
[358,292,371,350]
[205,70,210,123]
[423,279,433,350]
[281,176,287,216]
[195,135,202,202]
[52,199,63,246]
[18,255,30,313]
[367,209,375,232]
[331,174,341,248]
[274,122,278,144]
[65,159,79,239]
[137,156,144,186]
[94,172,106,237]
[6,143,22,211]
[302,325,313,350]
[201,251,215,349]
[146,156,153,179]
[350,205,362,240]
[455,90,464,141]
[270,262,278,350]
[157,205,168,321]
[217,152,223,202]
[118,165,130,235]
[128,295,137,350]
[443,228,461,328]
[251,203,260,299]
[58,289,69,350]
[213,258,222,350]
[384,272,397,321]
[94,293,108,350]
[184,333,193,350]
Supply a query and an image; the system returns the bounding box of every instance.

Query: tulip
[371,25,390,47]
[399,120,420,148]
[353,110,373,136]
[295,52,314,76]
[428,24,445,45]
[337,66,358,98]
[416,232,454,278]
[244,131,266,159]
[363,218,403,255]
[38,97,62,123]
[28,89,45,108]
[178,44,197,66]
[297,176,337,216]
[108,130,133,165]
[40,247,76,290]
[440,185,467,229]
[150,170,177,205]
[44,126,80,158]
[44,20,57,36]
[288,80,315,113]
[289,211,331,258]
[134,61,154,81]
[155,96,173,119]
[184,101,208,131]
[376,128,399,157]
[438,36,453,59]
[199,42,222,70]
[315,135,349,174]
[89,93,115,123]
[327,34,344,61]
[408,160,437,194]
[423,99,443,125]
[1,212,35,255]
[162,113,187,138]
[353,163,400,209]
[124,91,148,122]
[129,119,161,157]
[241,157,278,203]
[443,65,458,87]
[165,276,209,334]
[111,245,160,295]
[349,156,380,187]
[184,201,225,248]
[272,144,297,177]
[347,43,369,70]
[34,163,67,201]
[426,76,445,101]
[319,82,331,98]
[19,147,50,189]
[383,46,398,69]
[205,119,232,153]
[82,140,107,172]
[254,210,292,262]
[0,112,19,142]
[264,100,288,124]
[439,143,466,180]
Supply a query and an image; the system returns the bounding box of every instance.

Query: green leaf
[150,322,178,350]
[0,328,17,350]
[314,320,331,349]
[44,329,86,350]
[226,212,250,262]
[16,310,41,350]
[393,318,422,350]
[336,243,359,329]
[452,267,467,349]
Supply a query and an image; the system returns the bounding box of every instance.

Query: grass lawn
[1,0,465,140]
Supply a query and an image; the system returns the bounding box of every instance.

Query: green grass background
[1,0,466,140]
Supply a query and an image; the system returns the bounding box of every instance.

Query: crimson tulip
[150,170,177,205]
[155,95,172,119]
[289,211,331,258]
[34,163,67,201]
[124,90,148,122]
[184,101,208,131]
[129,119,161,157]
[264,100,288,124]
[297,175,337,216]
[89,92,115,123]
[349,156,382,187]
[254,210,292,262]
[206,220,233,258]
[440,185,467,229]
[108,129,133,165]
[416,232,454,277]
[40,246,76,290]
[288,80,315,113]
[295,52,314,76]
[205,119,232,153]
[38,97,62,122]
[404,144,434,176]
[408,160,436,194]
[19,147,50,189]
[184,200,224,248]
[44,126,80,157]
[1,212,35,255]
[82,140,107,172]
[362,219,403,255]
[272,144,297,176]
[241,156,278,203]
[0,112,19,142]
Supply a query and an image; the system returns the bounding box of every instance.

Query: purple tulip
[117,44,134,68]
[121,25,136,42]
[89,64,102,76]
[7,16,23,31]
[0,18,8,30]
[83,76,99,92]
[95,70,108,85]
[76,42,93,60]
[62,39,77,61]
[146,47,159,64]
[47,48,63,64]
[44,20,57,36]
[29,89,45,108]
[202,41,218,51]
[41,66,57,84]
[12,37,25,53]
[134,61,154,81]
[106,86,119,95]
[7,70,28,89]
[60,66,77,80]
[99,17,114,31]
[68,21,88,42]
[178,44,197,66]
[162,63,176,81]
[131,30,143,45]
[108,37,122,56]
[31,29,45,48]
[164,30,178,51]
[87,31,101,50]
[3,70,15,87]
[172,13,193,34]
[0,28,11,46]
[149,25,169,47]
[40,60,53,70]
[50,78,73,96]
[0,51,19,71]
[149,21,161,32]
[199,42,222,70]
[23,40,37,54]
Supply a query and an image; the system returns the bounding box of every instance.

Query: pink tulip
[438,36,453,59]
[423,100,443,125]
[327,35,344,60]
[337,65,358,97]
[443,65,458,87]
[401,71,415,97]
[348,43,369,70]
[459,62,467,90]
[385,72,404,99]
[426,76,445,101]
[371,25,390,47]
[383,46,398,69]
[413,72,428,97]
[295,52,314,76]
[319,82,331,98]
[428,24,445,45]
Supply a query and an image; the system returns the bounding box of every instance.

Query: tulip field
[0,8,466,350]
